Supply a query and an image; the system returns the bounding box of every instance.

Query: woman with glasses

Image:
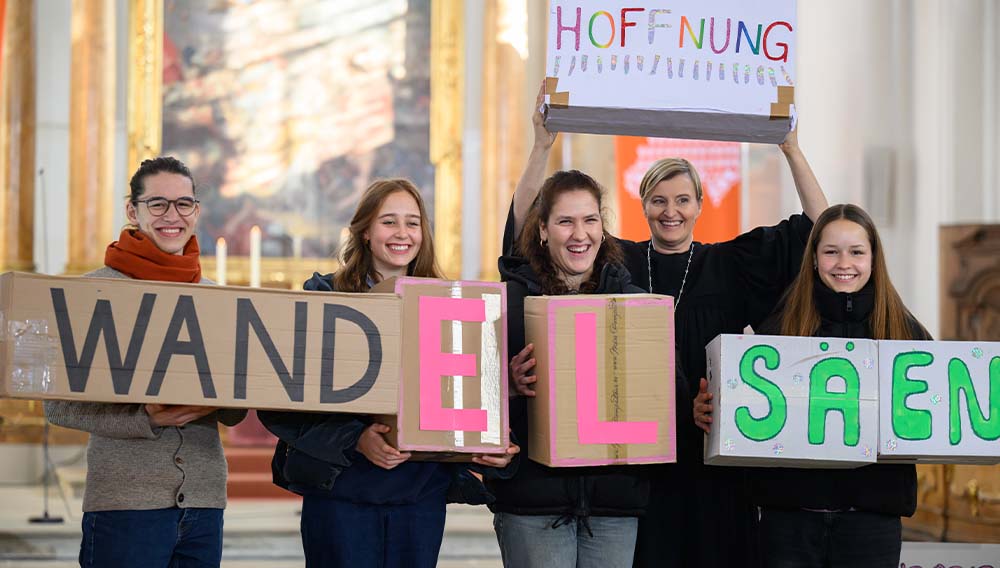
[45,156,246,568]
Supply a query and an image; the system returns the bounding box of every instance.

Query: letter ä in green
[735,345,786,442]
[808,358,861,446]
[948,356,1000,444]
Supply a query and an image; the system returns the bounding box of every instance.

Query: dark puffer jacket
[487,255,662,518]
[750,279,931,517]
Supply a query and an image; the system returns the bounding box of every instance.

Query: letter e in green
[892,351,933,440]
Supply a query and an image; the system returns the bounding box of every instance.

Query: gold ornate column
[127,0,162,167]
[479,0,527,281]
[66,0,116,274]
[430,0,464,278]
[0,0,37,272]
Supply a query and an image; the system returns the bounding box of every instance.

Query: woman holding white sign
[506,90,828,567]
[44,157,247,568]
[489,170,669,568]
[258,179,517,568]
[693,204,930,567]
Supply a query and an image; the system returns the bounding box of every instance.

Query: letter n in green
[948,356,1000,445]
[735,345,786,442]
[808,358,861,446]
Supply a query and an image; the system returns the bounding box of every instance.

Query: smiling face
[815,219,873,293]
[539,189,603,289]
[125,172,199,255]
[643,174,702,253]
[364,190,423,279]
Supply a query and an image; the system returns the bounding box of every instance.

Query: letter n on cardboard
[525,294,676,467]
[372,277,509,459]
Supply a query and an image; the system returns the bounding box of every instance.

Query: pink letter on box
[418,296,488,432]
[575,312,658,445]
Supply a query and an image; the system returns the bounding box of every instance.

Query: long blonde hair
[780,204,918,340]
[334,179,442,292]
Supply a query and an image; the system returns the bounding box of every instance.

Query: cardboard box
[373,277,509,459]
[544,0,797,143]
[704,334,879,468]
[878,340,1000,465]
[0,272,400,413]
[525,294,675,467]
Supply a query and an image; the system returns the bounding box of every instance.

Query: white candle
[249,226,261,288]
[216,238,227,286]
[292,235,303,259]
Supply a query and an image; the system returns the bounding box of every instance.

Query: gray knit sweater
[44,266,247,512]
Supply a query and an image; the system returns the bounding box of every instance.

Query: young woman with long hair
[695,204,930,567]
[488,170,679,568]
[45,157,246,568]
[258,179,517,568]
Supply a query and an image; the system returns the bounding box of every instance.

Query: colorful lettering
[736,21,762,55]
[647,9,671,45]
[418,296,488,432]
[763,21,793,62]
[589,11,615,49]
[709,17,732,54]
[620,8,643,48]
[948,356,1000,444]
[735,345,786,441]
[575,312,659,445]
[807,358,861,446]
[556,6,581,51]
[892,351,933,441]
[679,16,705,49]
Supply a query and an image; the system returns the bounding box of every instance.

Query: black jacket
[750,279,931,517]
[258,272,510,506]
[488,255,670,518]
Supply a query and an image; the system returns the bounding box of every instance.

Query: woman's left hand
[472,443,520,468]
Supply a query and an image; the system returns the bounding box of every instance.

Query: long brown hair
[334,179,443,292]
[780,204,917,340]
[516,170,623,295]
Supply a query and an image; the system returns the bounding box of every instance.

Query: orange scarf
[104,229,202,283]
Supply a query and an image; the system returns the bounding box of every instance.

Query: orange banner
[615,137,742,244]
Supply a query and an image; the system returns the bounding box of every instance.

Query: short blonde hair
[637,158,703,205]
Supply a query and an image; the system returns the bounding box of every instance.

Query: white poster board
[705,334,879,467]
[879,340,1000,465]
[899,542,1000,567]
[544,0,798,143]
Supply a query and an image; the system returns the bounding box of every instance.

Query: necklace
[647,240,694,308]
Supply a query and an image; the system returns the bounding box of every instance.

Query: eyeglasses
[134,197,200,217]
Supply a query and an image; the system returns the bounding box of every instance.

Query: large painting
[160,0,434,258]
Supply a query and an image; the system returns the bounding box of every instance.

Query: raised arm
[511,85,558,237]
[779,127,828,222]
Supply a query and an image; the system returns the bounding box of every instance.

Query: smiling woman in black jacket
[258,179,516,568]
[695,204,930,568]
[488,170,661,568]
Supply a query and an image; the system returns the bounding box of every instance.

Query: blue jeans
[493,512,638,568]
[300,495,446,568]
[759,508,902,568]
[79,507,224,568]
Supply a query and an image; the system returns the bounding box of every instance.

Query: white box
[705,334,878,468]
[544,0,797,143]
[877,340,1000,465]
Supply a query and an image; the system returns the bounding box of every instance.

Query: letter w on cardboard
[525,294,675,467]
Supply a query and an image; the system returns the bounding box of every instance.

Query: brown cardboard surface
[373,277,509,458]
[0,272,400,413]
[525,294,675,467]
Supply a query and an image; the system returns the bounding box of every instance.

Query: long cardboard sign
[544,0,797,143]
[0,272,399,413]
[706,334,1000,467]
[525,294,675,467]
[373,277,509,459]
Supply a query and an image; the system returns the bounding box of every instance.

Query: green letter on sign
[948,357,1000,445]
[735,345,786,442]
[892,351,933,440]
[808,358,861,446]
